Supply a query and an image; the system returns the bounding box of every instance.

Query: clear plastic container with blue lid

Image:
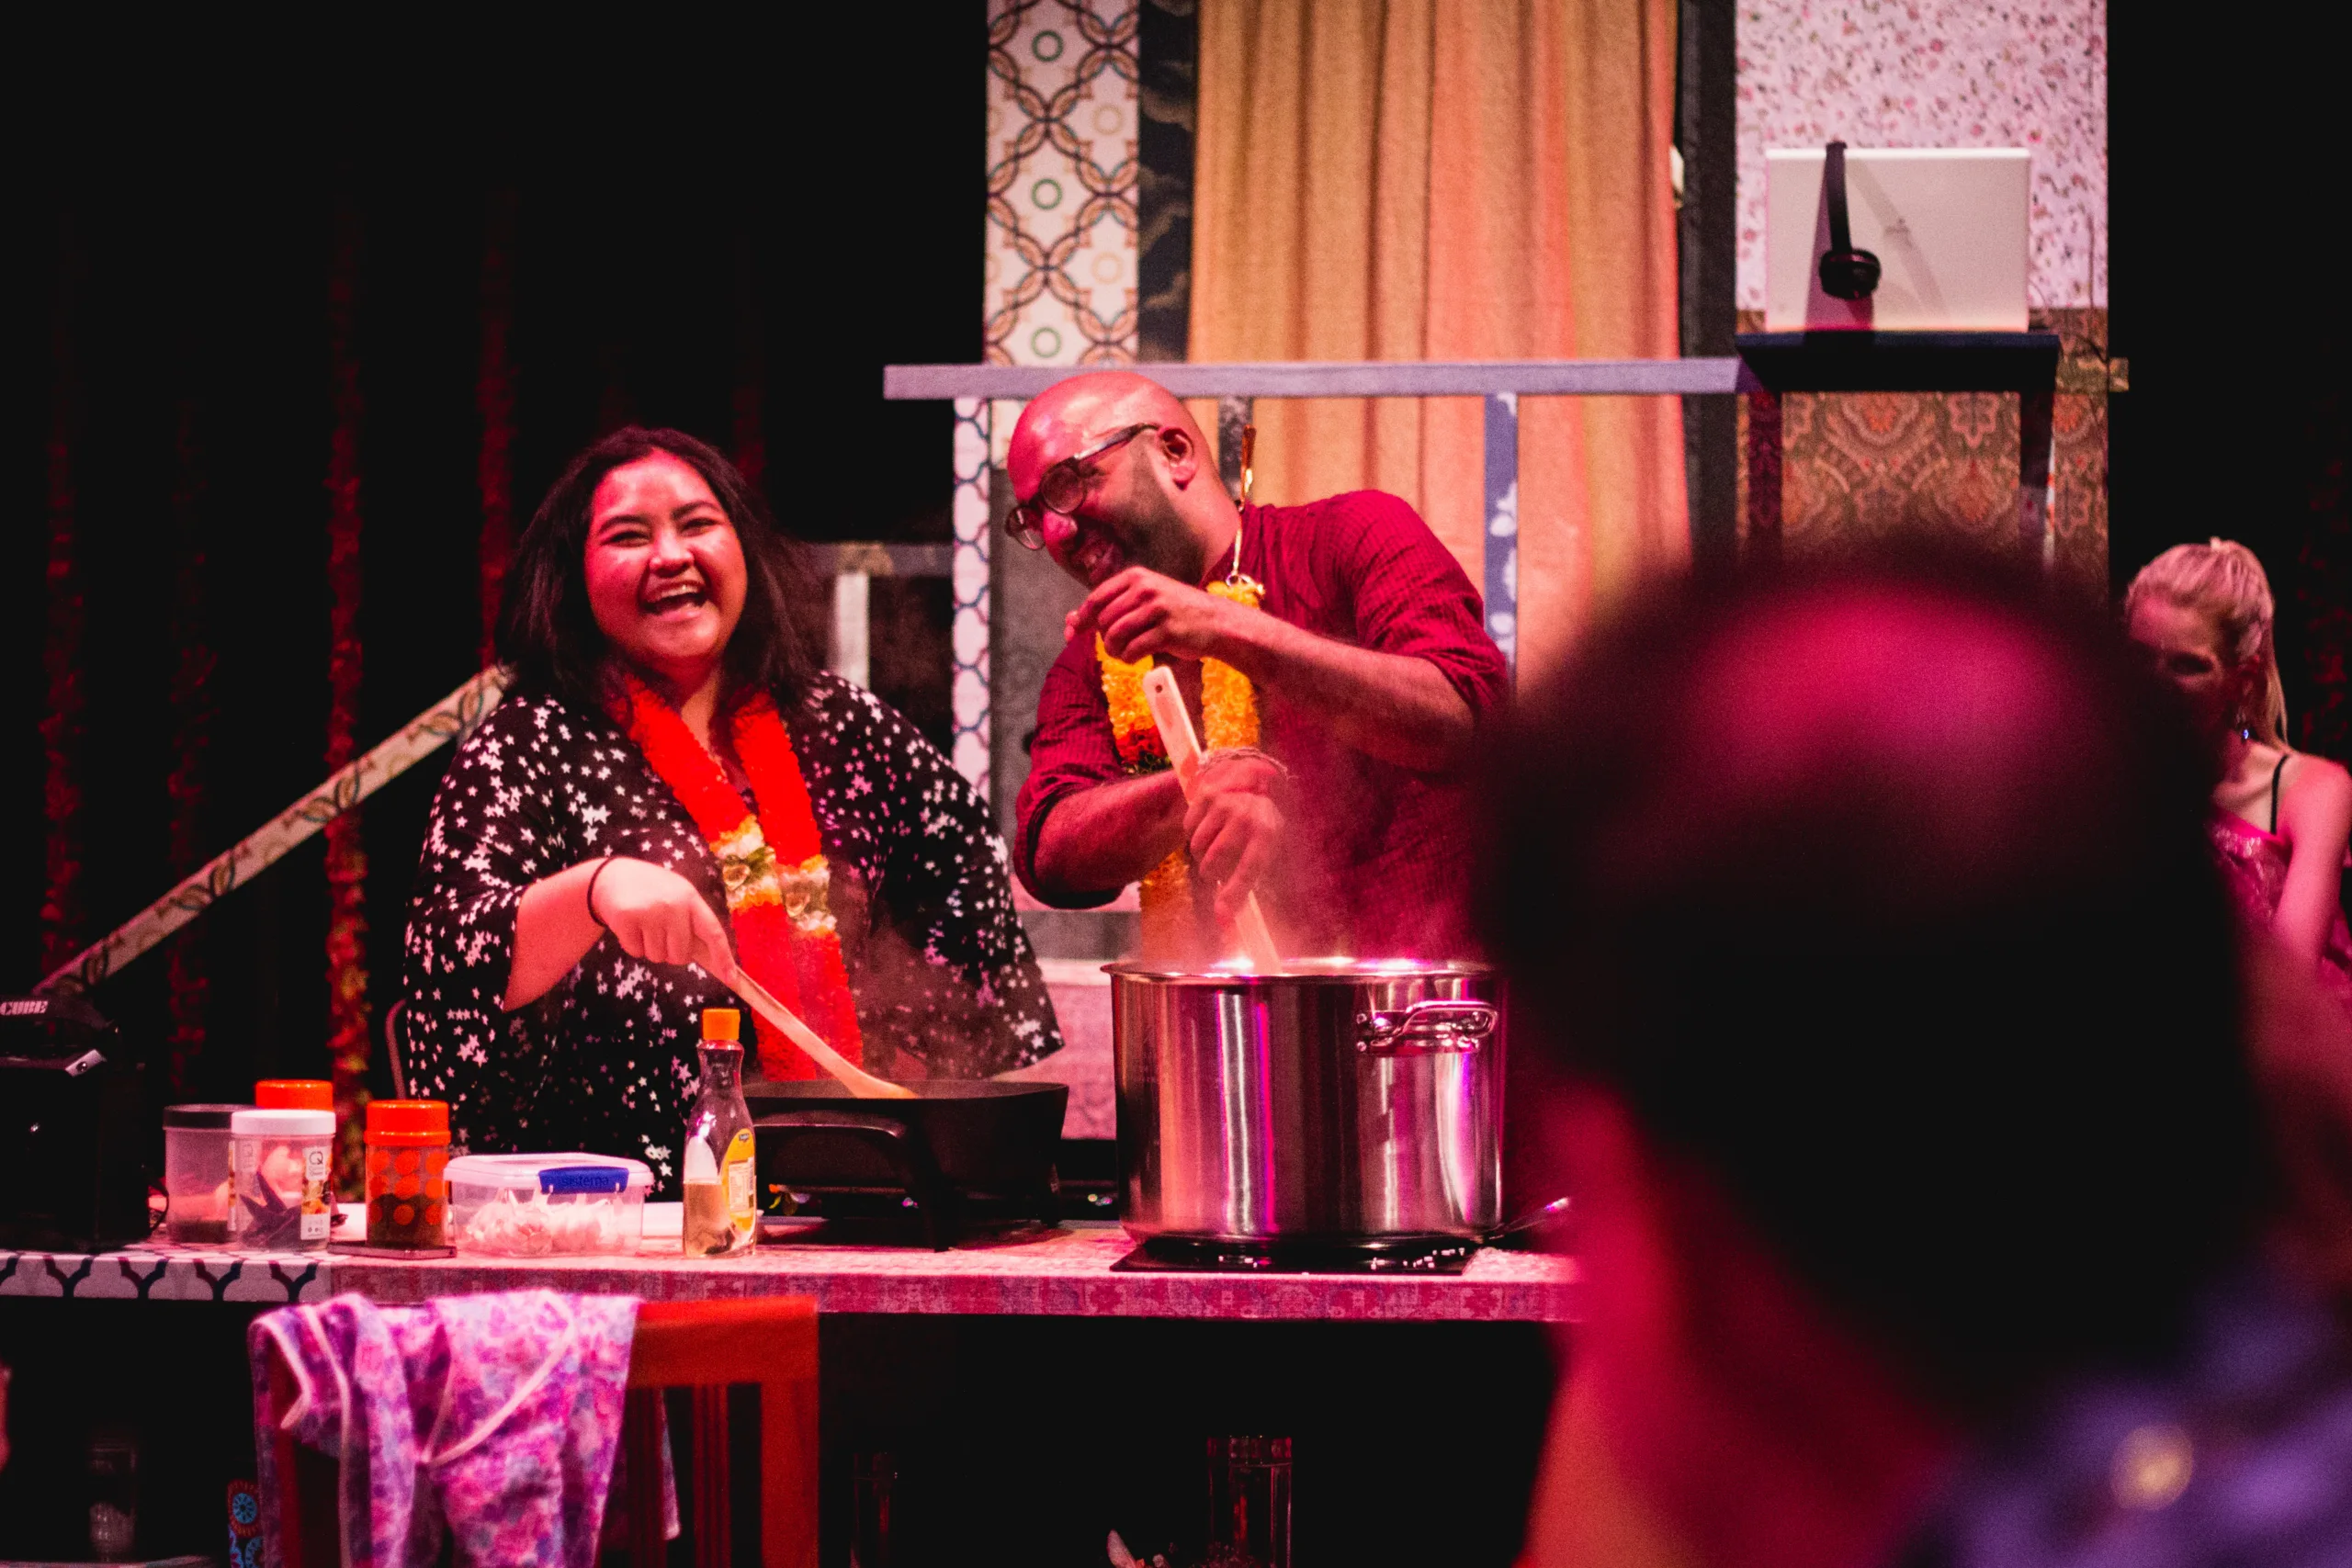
[444,1152,653,1257]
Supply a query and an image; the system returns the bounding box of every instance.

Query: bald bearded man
[1008,371,1508,957]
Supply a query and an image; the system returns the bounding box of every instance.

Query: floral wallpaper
[1736,1,2108,311]
[1735,2,2110,587]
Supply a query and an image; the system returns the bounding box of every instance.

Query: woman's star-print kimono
[401,674,1061,1193]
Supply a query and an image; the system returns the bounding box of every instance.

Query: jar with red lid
[365,1100,450,1248]
[254,1079,333,1111]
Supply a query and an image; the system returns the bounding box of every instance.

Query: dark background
[2109,5,2352,754]
[0,24,987,1098]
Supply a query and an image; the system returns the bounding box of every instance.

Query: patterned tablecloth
[0,1224,1577,1322]
[0,1246,331,1305]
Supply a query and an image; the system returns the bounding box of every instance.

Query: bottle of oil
[682,1008,757,1256]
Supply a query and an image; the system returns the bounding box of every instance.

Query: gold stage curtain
[1191,0,1686,677]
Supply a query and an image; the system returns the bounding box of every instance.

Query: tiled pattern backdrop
[960,0,1141,793]
[985,0,1141,372]
[1736,2,2110,586]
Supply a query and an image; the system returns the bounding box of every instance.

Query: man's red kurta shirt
[1012,491,1510,958]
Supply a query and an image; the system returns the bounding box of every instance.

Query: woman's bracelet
[583,856,620,931]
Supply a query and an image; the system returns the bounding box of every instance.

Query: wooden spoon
[1140,665,1283,971]
[723,966,915,1100]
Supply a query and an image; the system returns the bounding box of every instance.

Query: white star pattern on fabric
[397,676,1062,1195]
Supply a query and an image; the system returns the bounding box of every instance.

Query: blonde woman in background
[2127,539,2352,1007]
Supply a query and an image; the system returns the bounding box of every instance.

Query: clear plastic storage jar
[365,1100,451,1248]
[447,1153,653,1257]
[163,1103,251,1245]
[230,1108,335,1250]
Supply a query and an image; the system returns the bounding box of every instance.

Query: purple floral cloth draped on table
[2207,810,2352,1015]
[249,1289,640,1568]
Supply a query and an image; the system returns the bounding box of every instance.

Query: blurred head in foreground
[1487,553,2268,1568]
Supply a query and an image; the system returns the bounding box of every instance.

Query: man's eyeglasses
[1005,423,1162,549]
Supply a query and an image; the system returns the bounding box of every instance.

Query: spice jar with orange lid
[365,1100,451,1248]
[254,1079,334,1111]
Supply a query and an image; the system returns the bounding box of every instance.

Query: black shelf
[1735,331,2062,394]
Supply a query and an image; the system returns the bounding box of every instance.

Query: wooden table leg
[1746,389,1783,568]
[2018,386,2055,566]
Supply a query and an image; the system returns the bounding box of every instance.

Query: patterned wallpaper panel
[1736,307,2112,592]
[1736,1,2108,310]
[956,0,1141,795]
[986,0,1141,378]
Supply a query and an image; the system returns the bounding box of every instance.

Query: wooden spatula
[724,966,915,1100]
[1140,665,1283,971]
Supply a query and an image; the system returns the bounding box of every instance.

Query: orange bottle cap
[365,1099,449,1145]
[254,1079,334,1111]
[702,1008,741,1042]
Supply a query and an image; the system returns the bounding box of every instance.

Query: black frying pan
[746,1079,1069,1247]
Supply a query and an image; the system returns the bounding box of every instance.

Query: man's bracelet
[1201,746,1292,786]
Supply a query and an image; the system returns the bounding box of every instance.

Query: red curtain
[322,203,369,1181]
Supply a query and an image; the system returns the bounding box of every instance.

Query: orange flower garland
[1095,577,1265,954]
[614,675,863,1079]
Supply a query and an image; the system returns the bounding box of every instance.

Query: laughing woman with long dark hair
[401,427,1059,1187]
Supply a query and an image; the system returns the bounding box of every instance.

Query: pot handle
[1354,999,1498,1055]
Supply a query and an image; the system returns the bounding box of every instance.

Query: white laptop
[1765,148,2031,332]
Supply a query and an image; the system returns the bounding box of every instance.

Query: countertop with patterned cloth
[0,1223,1576,1322]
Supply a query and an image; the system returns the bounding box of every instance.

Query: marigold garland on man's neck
[1095,570,1265,954]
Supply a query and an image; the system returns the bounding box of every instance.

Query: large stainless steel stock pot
[1108,959,1504,1246]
